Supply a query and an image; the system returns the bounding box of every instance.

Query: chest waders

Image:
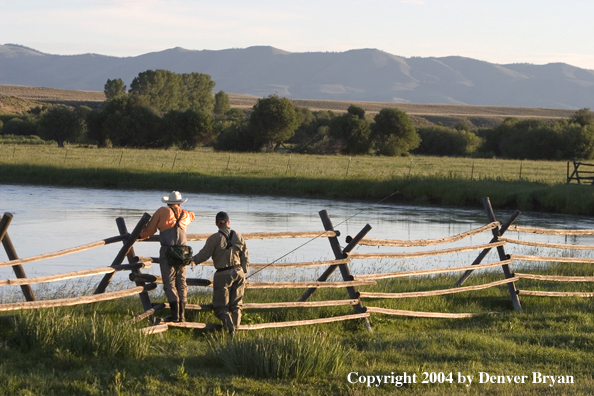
[159,207,188,322]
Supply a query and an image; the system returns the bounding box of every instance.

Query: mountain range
[1,44,593,109]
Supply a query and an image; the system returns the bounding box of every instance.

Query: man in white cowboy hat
[192,211,249,335]
[140,191,195,322]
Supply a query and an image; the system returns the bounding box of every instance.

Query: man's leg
[160,259,179,322]
[175,266,187,322]
[213,271,234,333]
[229,270,245,327]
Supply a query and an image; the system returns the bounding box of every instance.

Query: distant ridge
[1,44,593,109]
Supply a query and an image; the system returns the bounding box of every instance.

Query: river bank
[0,145,591,215]
[1,162,593,215]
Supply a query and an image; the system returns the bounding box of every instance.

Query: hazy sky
[2,0,593,70]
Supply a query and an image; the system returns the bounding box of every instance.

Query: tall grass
[12,307,153,359]
[206,328,349,380]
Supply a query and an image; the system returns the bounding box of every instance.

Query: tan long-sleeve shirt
[140,205,195,239]
[192,227,249,270]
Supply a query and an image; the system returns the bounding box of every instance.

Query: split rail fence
[1,196,594,335]
[567,161,594,184]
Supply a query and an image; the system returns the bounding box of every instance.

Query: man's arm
[240,238,249,272]
[139,209,161,239]
[192,235,217,264]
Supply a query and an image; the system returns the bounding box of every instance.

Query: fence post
[298,210,373,332]
[0,213,36,301]
[94,213,151,294]
[483,198,522,311]
[172,150,179,170]
[298,223,371,302]
[455,208,520,286]
[115,217,155,320]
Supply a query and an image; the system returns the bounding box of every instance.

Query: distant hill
[1,44,593,109]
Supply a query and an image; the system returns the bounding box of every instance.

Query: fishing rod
[245,191,398,279]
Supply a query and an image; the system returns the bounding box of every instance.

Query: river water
[1,184,594,300]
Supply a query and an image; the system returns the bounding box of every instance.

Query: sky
[2,0,594,70]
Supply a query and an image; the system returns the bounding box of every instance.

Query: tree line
[1,68,593,161]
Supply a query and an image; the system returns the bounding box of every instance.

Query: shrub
[372,108,420,156]
[13,308,153,360]
[415,126,480,156]
[206,329,349,379]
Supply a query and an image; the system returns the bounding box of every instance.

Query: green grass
[2,263,594,395]
[1,145,592,215]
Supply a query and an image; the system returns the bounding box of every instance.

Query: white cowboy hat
[162,191,188,204]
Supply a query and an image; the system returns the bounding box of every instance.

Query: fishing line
[245,191,398,279]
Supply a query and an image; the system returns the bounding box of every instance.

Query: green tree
[1,117,37,136]
[248,95,302,152]
[347,104,366,119]
[558,122,594,160]
[95,96,163,148]
[128,70,215,113]
[104,79,127,100]
[37,106,84,147]
[570,108,594,127]
[162,109,215,150]
[290,109,337,153]
[328,112,372,155]
[372,108,420,156]
[181,72,216,112]
[414,126,480,156]
[213,91,231,116]
[86,110,111,147]
[129,70,182,112]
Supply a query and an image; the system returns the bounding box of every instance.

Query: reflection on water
[2,184,594,299]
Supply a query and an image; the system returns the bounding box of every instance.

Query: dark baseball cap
[216,211,229,222]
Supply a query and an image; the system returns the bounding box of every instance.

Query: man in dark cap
[192,212,249,334]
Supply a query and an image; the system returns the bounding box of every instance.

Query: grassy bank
[1,145,592,215]
[1,264,594,395]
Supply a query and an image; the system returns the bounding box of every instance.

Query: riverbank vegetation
[1,264,594,395]
[2,144,594,215]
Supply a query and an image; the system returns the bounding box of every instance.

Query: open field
[1,267,594,395]
[0,84,577,121]
[1,145,593,215]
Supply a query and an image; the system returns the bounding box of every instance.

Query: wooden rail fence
[1,195,594,335]
[567,161,594,184]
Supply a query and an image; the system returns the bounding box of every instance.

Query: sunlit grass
[0,145,568,183]
[1,264,594,394]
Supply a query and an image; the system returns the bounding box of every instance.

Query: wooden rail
[348,241,506,259]
[192,258,351,269]
[507,225,594,235]
[355,259,514,280]
[141,230,339,242]
[518,290,594,297]
[0,284,156,312]
[359,277,518,299]
[0,235,127,269]
[511,254,594,264]
[515,273,594,282]
[364,307,489,318]
[356,222,500,247]
[499,238,594,250]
